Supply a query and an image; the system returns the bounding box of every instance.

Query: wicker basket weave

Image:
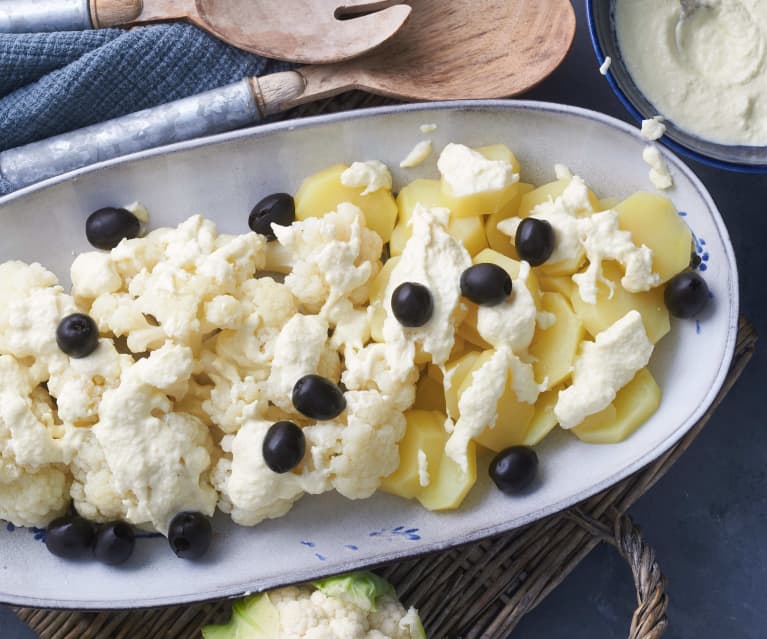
[10,94,757,639]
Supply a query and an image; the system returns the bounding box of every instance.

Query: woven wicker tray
[10,95,758,639]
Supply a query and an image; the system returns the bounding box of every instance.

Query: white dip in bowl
[615,0,767,146]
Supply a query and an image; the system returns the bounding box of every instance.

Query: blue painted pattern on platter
[298,527,421,561]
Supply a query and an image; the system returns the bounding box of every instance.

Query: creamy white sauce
[641,116,667,141]
[400,140,433,168]
[340,160,392,195]
[616,0,767,145]
[599,56,612,75]
[642,145,674,190]
[437,143,518,197]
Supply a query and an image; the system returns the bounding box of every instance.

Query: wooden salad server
[0,0,412,64]
[0,0,576,192]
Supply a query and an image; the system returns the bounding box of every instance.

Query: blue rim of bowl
[585,0,767,174]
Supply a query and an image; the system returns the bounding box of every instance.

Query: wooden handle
[249,66,360,116]
[90,0,143,27]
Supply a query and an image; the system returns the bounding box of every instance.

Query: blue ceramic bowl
[586,0,767,173]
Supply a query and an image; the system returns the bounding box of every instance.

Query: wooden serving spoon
[0,0,412,64]
[0,0,577,190]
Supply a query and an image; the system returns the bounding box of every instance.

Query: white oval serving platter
[0,101,738,609]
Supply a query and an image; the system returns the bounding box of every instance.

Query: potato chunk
[417,440,477,510]
[571,368,661,443]
[523,389,560,445]
[615,192,692,283]
[444,351,482,420]
[414,373,447,412]
[381,410,447,499]
[440,145,523,218]
[295,163,398,241]
[529,292,584,389]
[569,262,670,344]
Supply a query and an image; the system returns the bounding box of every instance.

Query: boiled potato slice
[472,248,542,301]
[474,144,521,172]
[478,381,535,452]
[456,301,493,351]
[571,368,661,443]
[597,197,620,210]
[294,164,398,242]
[570,403,617,438]
[518,179,600,217]
[568,262,670,344]
[444,351,482,420]
[615,192,692,283]
[450,350,533,453]
[538,274,576,298]
[440,145,522,218]
[522,389,560,445]
[417,440,477,510]
[396,179,448,224]
[391,215,487,257]
[381,410,446,499]
[529,292,584,389]
[449,216,488,256]
[388,223,410,257]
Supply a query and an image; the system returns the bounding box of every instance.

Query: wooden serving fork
[0,0,411,64]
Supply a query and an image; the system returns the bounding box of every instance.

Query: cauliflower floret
[0,465,70,528]
[46,339,133,426]
[273,203,383,315]
[201,351,268,433]
[71,252,122,301]
[212,420,307,526]
[342,343,417,410]
[77,216,267,352]
[68,429,126,523]
[0,263,78,384]
[266,314,338,414]
[79,343,217,533]
[203,573,424,639]
[303,390,407,500]
[0,355,77,527]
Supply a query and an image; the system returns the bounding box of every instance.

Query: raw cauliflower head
[202,572,425,639]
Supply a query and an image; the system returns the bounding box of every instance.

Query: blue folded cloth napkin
[0,23,292,195]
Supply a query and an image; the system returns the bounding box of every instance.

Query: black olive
[45,515,96,560]
[86,207,141,250]
[248,193,295,240]
[391,282,433,327]
[460,263,512,306]
[94,521,135,566]
[664,271,710,318]
[168,511,212,560]
[292,374,346,421]
[489,446,539,495]
[515,218,555,266]
[263,421,306,473]
[56,313,99,358]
